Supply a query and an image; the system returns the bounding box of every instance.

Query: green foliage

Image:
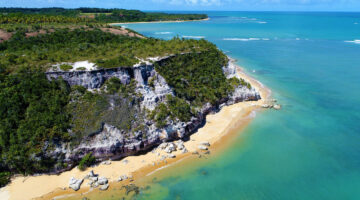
[60,64,73,71]
[156,49,231,107]
[152,103,170,128]
[0,68,71,174]
[78,152,96,171]
[96,55,137,68]
[105,77,123,94]
[166,95,192,122]
[0,29,216,71]
[229,77,241,88]
[94,9,207,23]
[239,78,252,89]
[0,172,11,187]
[148,77,155,89]
[0,8,207,25]
[150,95,192,126]
[68,80,142,143]
[0,13,93,25]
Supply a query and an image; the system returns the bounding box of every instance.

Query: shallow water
[106,12,360,200]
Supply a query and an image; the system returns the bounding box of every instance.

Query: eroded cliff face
[46,58,260,172]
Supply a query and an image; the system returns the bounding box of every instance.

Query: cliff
[45,57,261,173]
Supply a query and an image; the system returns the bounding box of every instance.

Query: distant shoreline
[0,58,271,200]
[109,17,210,25]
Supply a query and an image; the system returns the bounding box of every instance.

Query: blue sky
[1,0,360,11]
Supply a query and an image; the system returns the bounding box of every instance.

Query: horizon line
[1,7,360,13]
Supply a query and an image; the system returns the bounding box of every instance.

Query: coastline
[109,17,210,25]
[0,59,271,200]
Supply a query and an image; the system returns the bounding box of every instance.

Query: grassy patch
[60,64,73,71]
[78,152,96,171]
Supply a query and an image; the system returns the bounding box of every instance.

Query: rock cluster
[158,141,187,155]
[261,99,281,110]
[69,170,111,191]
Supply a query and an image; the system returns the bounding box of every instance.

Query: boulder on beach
[90,176,98,182]
[175,141,185,150]
[101,160,111,165]
[92,182,99,188]
[100,184,109,191]
[182,148,188,154]
[168,154,176,158]
[199,141,210,147]
[159,143,168,149]
[98,177,108,185]
[198,145,208,150]
[69,177,83,191]
[164,143,176,153]
[88,170,95,177]
[121,175,128,180]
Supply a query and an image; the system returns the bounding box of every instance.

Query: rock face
[46,67,132,89]
[46,56,261,172]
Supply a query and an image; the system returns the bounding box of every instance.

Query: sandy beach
[109,18,210,25]
[0,61,271,200]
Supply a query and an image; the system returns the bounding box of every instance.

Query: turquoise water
[119,12,360,199]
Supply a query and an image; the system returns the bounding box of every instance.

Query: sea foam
[155,32,172,35]
[345,40,360,44]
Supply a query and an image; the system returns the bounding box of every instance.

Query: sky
[1,0,360,11]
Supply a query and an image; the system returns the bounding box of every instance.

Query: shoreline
[0,59,271,200]
[109,17,210,25]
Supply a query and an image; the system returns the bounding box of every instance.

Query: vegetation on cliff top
[0,28,217,72]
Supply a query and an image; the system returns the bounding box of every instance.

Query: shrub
[0,172,11,187]
[60,64,73,71]
[78,152,96,171]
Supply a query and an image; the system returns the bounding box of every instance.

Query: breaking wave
[345,40,360,44]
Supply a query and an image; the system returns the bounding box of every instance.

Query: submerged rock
[273,104,281,110]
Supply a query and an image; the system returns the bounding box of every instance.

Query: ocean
[109,12,360,200]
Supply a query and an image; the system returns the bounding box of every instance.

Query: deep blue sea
[117,12,360,200]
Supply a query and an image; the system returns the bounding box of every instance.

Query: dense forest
[0,28,215,71]
[0,7,207,25]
